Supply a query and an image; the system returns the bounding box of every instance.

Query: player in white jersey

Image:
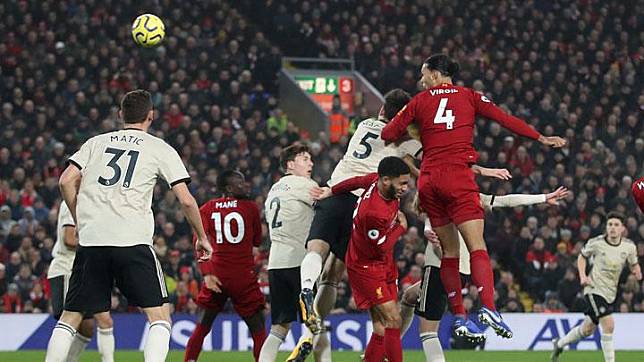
[552,212,642,362]
[399,187,569,362]
[47,201,115,362]
[259,144,320,362]
[298,89,422,333]
[45,90,212,362]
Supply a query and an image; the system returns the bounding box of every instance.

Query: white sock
[315,282,337,318]
[300,252,323,290]
[144,321,171,362]
[66,333,90,362]
[45,322,76,362]
[420,332,445,362]
[314,331,332,362]
[259,330,285,362]
[601,333,614,362]
[400,301,415,337]
[557,325,587,348]
[97,327,115,362]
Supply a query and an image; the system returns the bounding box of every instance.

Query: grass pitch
[1,350,643,361]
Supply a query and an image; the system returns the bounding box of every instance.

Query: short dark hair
[378,156,410,178]
[217,170,242,193]
[280,143,311,171]
[424,54,460,77]
[606,211,625,225]
[120,89,152,124]
[383,89,411,120]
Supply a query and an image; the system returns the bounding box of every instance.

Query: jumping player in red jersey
[184,170,267,362]
[382,54,566,339]
[312,157,411,362]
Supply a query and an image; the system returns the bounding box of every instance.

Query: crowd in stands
[1,0,643,318]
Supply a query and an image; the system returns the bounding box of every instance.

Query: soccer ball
[131,14,165,47]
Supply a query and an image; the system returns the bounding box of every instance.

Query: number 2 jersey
[69,128,190,247]
[382,84,540,170]
[327,117,422,196]
[197,197,262,277]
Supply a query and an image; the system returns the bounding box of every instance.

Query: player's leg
[66,318,94,362]
[114,245,172,362]
[364,308,386,361]
[240,309,267,361]
[185,307,219,362]
[552,294,600,361]
[95,312,115,362]
[372,299,403,362]
[458,219,512,338]
[419,318,444,362]
[400,281,420,336]
[260,324,289,362]
[47,247,112,362]
[414,265,450,362]
[598,315,615,362]
[310,253,344,362]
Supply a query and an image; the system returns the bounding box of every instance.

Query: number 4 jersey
[327,117,422,196]
[69,128,190,247]
[198,197,262,276]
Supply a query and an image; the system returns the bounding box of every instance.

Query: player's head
[377,156,411,200]
[120,89,153,125]
[632,176,644,213]
[381,89,411,121]
[605,211,625,240]
[217,170,249,199]
[421,54,460,88]
[280,143,313,178]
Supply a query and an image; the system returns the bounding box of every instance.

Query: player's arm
[402,154,419,178]
[62,225,78,250]
[381,98,417,142]
[471,165,511,180]
[310,173,378,200]
[628,245,642,281]
[251,204,262,247]
[578,240,595,286]
[473,91,566,147]
[172,182,212,261]
[59,164,82,224]
[481,186,568,211]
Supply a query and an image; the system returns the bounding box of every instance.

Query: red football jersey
[197,197,261,276]
[382,84,541,170]
[633,177,644,213]
[331,173,406,281]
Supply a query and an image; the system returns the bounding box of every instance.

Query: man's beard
[385,184,397,199]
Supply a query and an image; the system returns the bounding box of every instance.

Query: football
[131,14,165,47]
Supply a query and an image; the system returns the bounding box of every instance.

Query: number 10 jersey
[68,128,190,247]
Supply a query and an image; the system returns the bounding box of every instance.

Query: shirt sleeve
[249,203,262,247]
[472,90,541,140]
[487,194,547,211]
[58,202,76,227]
[382,97,418,142]
[365,213,406,253]
[68,138,94,170]
[580,239,596,258]
[158,142,191,187]
[628,243,638,266]
[396,139,422,158]
[331,173,378,195]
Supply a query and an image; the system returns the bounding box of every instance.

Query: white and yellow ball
[131,14,165,47]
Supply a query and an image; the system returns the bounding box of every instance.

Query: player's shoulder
[586,235,604,244]
[622,237,636,248]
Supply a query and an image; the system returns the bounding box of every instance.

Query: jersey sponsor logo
[367,229,380,240]
[480,95,491,103]
[429,88,458,96]
[636,181,644,190]
[215,200,238,209]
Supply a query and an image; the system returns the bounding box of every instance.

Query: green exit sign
[295,76,338,94]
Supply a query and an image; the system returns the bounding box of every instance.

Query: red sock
[185,323,211,361]
[440,257,465,316]
[251,328,267,361]
[384,328,403,362]
[470,249,495,311]
[364,333,385,361]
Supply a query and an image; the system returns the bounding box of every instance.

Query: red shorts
[347,265,397,310]
[196,273,265,318]
[418,164,484,227]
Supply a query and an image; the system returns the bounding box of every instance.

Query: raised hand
[546,186,569,205]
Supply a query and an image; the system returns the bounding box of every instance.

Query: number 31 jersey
[327,117,421,196]
[265,174,318,269]
[198,197,261,276]
[69,128,190,247]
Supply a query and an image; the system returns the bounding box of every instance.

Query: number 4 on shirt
[433,98,455,130]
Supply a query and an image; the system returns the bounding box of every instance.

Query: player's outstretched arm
[631,263,643,281]
[172,182,212,262]
[480,186,569,210]
[471,165,511,180]
[59,164,82,224]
